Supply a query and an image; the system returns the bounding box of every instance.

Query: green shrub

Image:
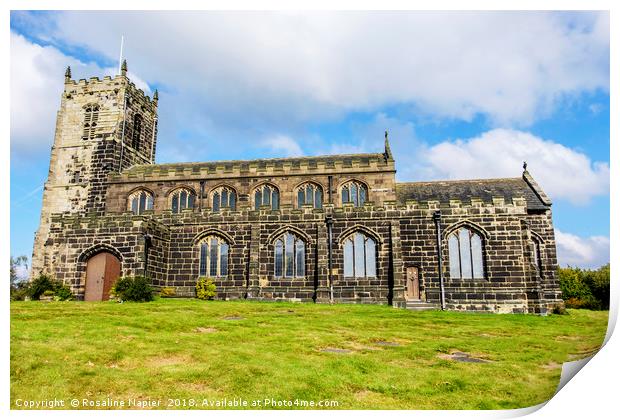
[10,282,29,301]
[159,287,176,298]
[551,304,568,315]
[558,264,609,310]
[111,276,153,302]
[25,274,74,301]
[54,284,74,301]
[27,274,57,300]
[196,277,217,300]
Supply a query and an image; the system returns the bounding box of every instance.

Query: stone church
[31,63,563,313]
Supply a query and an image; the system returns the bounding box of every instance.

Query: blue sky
[10,11,610,269]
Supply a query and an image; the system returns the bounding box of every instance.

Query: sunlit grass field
[10,299,608,409]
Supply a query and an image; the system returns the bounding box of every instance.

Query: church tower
[31,61,159,276]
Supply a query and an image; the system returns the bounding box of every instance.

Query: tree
[10,255,28,286]
[10,256,29,301]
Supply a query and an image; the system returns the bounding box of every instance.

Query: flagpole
[118,35,124,75]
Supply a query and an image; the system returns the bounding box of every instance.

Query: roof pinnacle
[121,59,127,76]
[64,66,71,82]
[384,130,394,160]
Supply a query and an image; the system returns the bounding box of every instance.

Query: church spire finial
[523,161,528,172]
[153,89,159,102]
[65,66,71,82]
[384,130,393,160]
[121,59,128,76]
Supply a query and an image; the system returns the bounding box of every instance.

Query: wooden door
[85,252,120,301]
[406,266,420,300]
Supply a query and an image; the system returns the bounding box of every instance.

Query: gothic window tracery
[128,190,154,215]
[448,227,485,279]
[341,180,368,207]
[296,182,323,209]
[212,186,237,212]
[343,232,377,278]
[254,184,279,210]
[83,105,100,139]
[274,232,305,278]
[198,236,229,277]
[170,188,195,213]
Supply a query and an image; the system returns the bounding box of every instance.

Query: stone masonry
[32,67,563,314]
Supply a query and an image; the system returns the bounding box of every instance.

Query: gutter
[433,211,446,310]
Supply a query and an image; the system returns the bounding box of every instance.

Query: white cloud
[555,229,609,268]
[39,11,608,126]
[260,135,303,157]
[413,129,609,205]
[10,32,150,155]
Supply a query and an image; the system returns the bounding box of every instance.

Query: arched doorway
[85,252,121,301]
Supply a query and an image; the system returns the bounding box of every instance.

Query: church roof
[395,175,551,211]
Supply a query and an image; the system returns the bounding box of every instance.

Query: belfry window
[128,190,154,215]
[170,188,195,214]
[212,186,237,212]
[274,232,305,278]
[198,236,229,277]
[254,184,279,210]
[296,182,323,209]
[343,232,377,278]
[448,227,485,279]
[132,114,143,150]
[83,105,100,139]
[341,180,368,207]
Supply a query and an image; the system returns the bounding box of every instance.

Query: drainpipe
[433,211,446,310]
[326,214,334,303]
[328,175,333,204]
[199,181,205,211]
[143,233,153,278]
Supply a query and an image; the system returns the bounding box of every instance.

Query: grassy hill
[10,299,608,409]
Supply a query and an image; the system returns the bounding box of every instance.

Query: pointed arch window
[296,182,323,209]
[341,180,368,207]
[128,190,154,215]
[212,186,237,212]
[132,114,143,150]
[254,184,279,210]
[274,232,305,278]
[198,236,229,277]
[170,188,195,214]
[448,227,485,279]
[83,105,100,139]
[343,232,376,278]
[531,237,543,276]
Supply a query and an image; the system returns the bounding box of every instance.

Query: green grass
[10,299,608,409]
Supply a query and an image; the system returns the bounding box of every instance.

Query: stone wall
[45,195,562,313]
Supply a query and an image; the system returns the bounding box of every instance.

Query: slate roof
[395,174,551,211]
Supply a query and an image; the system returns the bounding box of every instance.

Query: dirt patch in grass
[147,355,192,368]
[555,335,584,341]
[542,361,562,370]
[195,327,218,333]
[375,341,401,347]
[320,347,352,354]
[222,316,244,321]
